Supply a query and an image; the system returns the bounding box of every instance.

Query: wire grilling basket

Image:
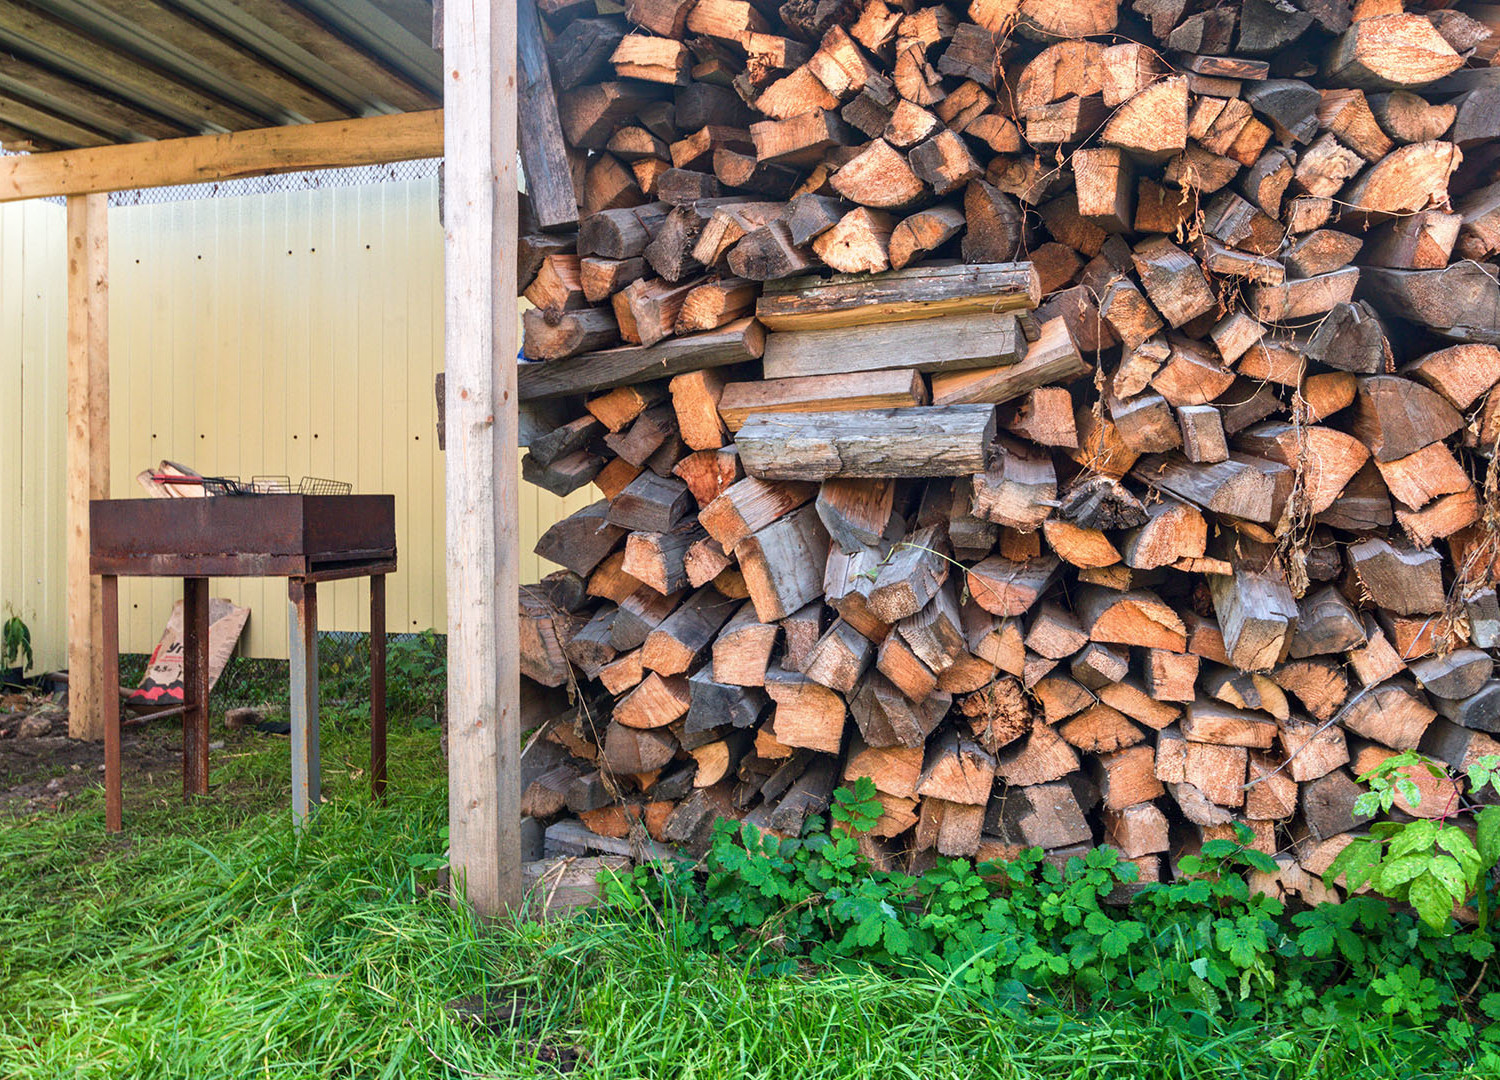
[295,477,354,495]
[198,475,352,497]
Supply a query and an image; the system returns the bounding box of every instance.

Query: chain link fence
[106,159,441,207]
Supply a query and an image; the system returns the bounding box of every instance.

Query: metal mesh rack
[199,475,351,497]
[297,476,354,495]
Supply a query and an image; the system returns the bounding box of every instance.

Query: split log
[929,317,1087,407]
[765,667,846,753]
[992,781,1094,850]
[518,319,766,400]
[719,369,926,432]
[1210,571,1298,673]
[817,479,900,554]
[966,555,1062,619]
[735,504,831,622]
[1326,15,1464,90]
[1076,587,1187,652]
[736,406,997,480]
[1101,76,1189,161]
[851,671,949,749]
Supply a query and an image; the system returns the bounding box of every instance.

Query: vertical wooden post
[444,0,523,916]
[66,193,108,741]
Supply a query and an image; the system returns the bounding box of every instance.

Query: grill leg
[370,574,387,802]
[182,577,211,799]
[102,575,121,832]
[288,579,321,828]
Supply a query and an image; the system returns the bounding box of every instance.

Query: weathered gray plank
[518,318,765,399]
[737,406,998,479]
[762,312,1021,380]
[755,261,1040,330]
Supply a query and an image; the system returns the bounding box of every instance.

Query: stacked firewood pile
[513,0,1500,895]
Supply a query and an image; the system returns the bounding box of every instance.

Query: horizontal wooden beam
[0,109,443,201]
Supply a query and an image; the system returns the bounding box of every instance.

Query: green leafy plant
[829,776,883,833]
[385,629,447,724]
[1325,751,1500,930]
[603,777,1500,1071]
[404,823,450,893]
[320,628,446,726]
[2,607,32,674]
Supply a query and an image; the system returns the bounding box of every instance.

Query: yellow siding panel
[1,181,584,666]
[0,202,68,672]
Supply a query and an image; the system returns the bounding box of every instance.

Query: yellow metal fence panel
[0,182,581,667]
[0,201,68,673]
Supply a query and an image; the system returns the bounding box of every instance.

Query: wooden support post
[101,575,121,832]
[288,579,321,827]
[67,193,108,741]
[370,574,388,801]
[445,0,523,916]
[182,577,211,798]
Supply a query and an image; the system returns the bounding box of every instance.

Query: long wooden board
[518,318,765,399]
[718,369,929,430]
[754,261,1040,330]
[0,110,445,202]
[762,311,1021,380]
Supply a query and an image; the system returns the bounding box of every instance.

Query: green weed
[606,777,1500,1074]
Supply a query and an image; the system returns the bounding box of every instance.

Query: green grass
[0,709,1486,1078]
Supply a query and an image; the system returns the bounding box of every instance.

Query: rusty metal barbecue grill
[90,493,396,832]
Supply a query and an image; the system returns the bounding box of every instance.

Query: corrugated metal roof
[0,0,442,152]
